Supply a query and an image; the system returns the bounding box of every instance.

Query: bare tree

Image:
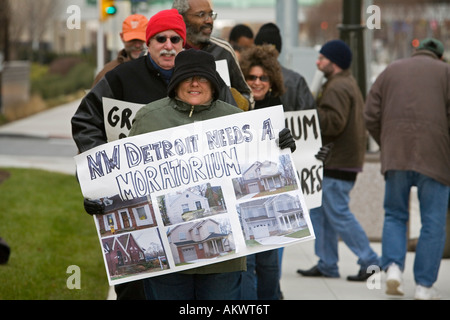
[7,0,60,60]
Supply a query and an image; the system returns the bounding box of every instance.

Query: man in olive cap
[365,37,450,299]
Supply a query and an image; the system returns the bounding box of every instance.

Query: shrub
[31,60,94,100]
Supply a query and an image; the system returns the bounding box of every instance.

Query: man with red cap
[71,8,238,300]
[92,14,149,86]
[73,8,237,154]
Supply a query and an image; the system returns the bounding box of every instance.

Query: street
[0,136,77,158]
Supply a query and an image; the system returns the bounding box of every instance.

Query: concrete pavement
[1,100,449,300]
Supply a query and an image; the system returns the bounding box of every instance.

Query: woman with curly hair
[239,44,286,300]
[239,44,286,109]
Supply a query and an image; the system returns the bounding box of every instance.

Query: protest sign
[102,98,323,209]
[284,110,323,209]
[76,104,316,285]
[103,97,143,142]
[215,59,231,87]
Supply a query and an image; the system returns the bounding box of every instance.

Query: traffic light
[100,0,117,22]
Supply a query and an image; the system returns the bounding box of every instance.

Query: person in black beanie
[318,39,353,73]
[129,49,297,300]
[229,24,254,57]
[297,39,380,282]
[254,22,315,111]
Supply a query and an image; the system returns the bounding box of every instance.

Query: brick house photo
[102,230,169,279]
[96,194,156,237]
[102,233,146,277]
[167,218,235,265]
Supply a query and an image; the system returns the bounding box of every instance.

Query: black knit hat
[319,40,352,70]
[254,23,282,54]
[168,49,220,100]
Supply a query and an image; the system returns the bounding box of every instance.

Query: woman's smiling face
[176,76,213,106]
[246,66,271,101]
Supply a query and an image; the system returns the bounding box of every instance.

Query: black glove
[278,128,296,153]
[0,237,11,265]
[83,198,105,216]
[315,143,334,163]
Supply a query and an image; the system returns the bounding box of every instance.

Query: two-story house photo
[96,194,157,237]
[233,155,298,199]
[167,218,235,265]
[238,193,308,242]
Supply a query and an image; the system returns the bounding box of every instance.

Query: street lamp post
[339,0,366,98]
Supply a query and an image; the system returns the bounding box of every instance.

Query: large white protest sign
[285,110,323,209]
[76,105,316,285]
[102,98,323,209]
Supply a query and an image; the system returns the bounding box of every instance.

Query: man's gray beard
[186,24,211,46]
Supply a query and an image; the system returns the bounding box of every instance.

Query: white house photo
[238,193,309,242]
[157,184,227,226]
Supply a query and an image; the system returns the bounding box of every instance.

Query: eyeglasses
[154,35,182,44]
[183,76,209,83]
[247,75,270,82]
[187,11,217,21]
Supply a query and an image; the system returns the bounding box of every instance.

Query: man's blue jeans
[143,271,242,300]
[310,176,380,277]
[382,170,449,287]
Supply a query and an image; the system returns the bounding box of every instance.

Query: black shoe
[297,265,327,277]
[347,267,378,282]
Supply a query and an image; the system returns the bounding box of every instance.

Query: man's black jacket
[71,55,237,153]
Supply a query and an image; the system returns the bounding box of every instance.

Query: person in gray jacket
[254,23,316,111]
[365,38,450,300]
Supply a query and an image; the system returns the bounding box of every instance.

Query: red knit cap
[146,9,187,45]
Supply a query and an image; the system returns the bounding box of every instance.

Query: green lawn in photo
[0,168,109,300]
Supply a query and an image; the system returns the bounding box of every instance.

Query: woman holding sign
[128,49,296,300]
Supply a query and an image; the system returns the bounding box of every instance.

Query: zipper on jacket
[189,105,195,117]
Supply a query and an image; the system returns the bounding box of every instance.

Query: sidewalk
[0,99,78,174]
[1,101,449,300]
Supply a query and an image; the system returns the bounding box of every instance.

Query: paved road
[0,135,77,158]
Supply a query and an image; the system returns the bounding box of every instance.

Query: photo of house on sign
[237,193,311,246]
[166,216,235,266]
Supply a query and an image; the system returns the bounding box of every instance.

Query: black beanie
[319,40,352,70]
[168,49,220,100]
[254,23,282,54]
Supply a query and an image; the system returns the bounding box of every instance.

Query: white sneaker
[414,285,441,300]
[385,263,404,296]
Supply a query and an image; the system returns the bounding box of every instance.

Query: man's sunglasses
[154,35,182,44]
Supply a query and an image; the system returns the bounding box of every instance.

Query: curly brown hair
[239,44,285,97]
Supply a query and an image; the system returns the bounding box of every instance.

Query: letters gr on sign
[103,98,144,142]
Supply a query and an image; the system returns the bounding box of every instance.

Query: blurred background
[1,0,449,122]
